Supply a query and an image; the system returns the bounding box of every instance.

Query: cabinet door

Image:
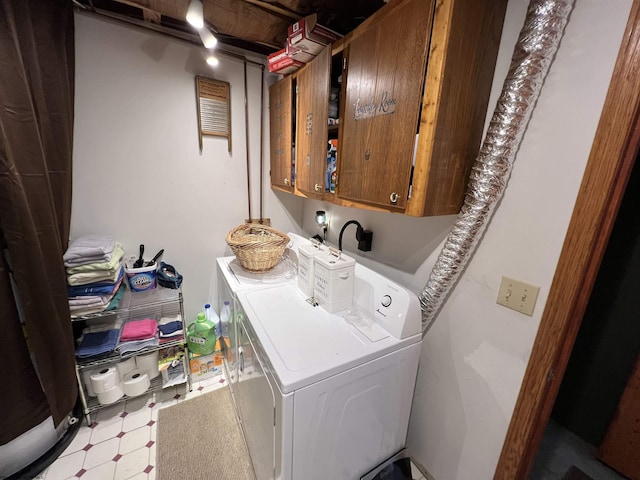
[337,0,433,210]
[598,355,640,478]
[295,46,331,198]
[269,76,294,191]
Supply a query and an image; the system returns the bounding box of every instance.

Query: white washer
[234,262,422,480]
[214,233,310,384]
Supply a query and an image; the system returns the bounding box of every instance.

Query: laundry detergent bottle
[187,312,216,356]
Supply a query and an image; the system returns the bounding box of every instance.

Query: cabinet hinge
[343,57,347,71]
[547,368,555,383]
[295,85,299,95]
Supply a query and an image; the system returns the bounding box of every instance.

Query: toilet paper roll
[135,351,159,379]
[116,357,136,378]
[122,369,151,397]
[89,367,119,394]
[82,369,98,397]
[96,382,124,405]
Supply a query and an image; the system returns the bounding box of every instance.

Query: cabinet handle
[284,178,289,185]
[390,192,399,204]
[314,183,322,192]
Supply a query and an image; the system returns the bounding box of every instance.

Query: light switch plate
[496,276,540,316]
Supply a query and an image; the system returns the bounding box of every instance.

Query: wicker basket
[225,224,291,272]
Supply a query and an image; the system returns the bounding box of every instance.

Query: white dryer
[234,263,422,480]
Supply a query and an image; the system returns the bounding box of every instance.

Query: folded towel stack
[75,329,120,359]
[74,317,124,360]
[158,314,184,342]
[63,235,126,317]
[117,318,159,357]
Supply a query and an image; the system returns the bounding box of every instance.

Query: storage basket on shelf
[225,224,290,272]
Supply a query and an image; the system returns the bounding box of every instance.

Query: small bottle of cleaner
[219,301,231,338]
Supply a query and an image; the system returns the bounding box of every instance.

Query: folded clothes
[76,329,120,359]
[158,314,182,325]
[70,305,111,318]
[160,335,183,345]
[64,235,116,267]
[105,284,125,311]
[67,269,123,296]
[67,263,123,286]
[68,294,112,307]
[120,318,157,341]
[66,244,124,274]
[83,319,123,333]
[159,321,183,337]
[117,335,159,357]
[157,315,183,338]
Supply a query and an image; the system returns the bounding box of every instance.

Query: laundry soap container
[313,247,355,313]
[298,238,325,298]
[187,313,216,356]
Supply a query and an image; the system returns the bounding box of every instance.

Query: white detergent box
[313,248,355,313]
[298,239,325,297]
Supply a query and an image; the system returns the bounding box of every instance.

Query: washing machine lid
[238,284,420,394]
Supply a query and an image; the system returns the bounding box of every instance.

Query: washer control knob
[381,295,392,308]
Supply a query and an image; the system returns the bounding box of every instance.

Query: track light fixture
[186,0,204,29]
[199,28,218,49]
[186,1,219,67]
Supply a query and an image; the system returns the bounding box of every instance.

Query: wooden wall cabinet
[337,0,434,212]
[269,76,294,192]
[269,0,507,217]
[294,46,331,199]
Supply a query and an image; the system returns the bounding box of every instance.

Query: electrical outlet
[496,276,540,316]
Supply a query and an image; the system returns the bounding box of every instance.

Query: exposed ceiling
[73,0,387,56]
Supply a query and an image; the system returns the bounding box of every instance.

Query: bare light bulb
[186,0,204,29]
[206,55,219,67]
[199,28,218,49]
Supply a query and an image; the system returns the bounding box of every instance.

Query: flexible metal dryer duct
[419,0,575,334]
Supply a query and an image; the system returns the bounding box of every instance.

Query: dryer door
[236,310,276,480]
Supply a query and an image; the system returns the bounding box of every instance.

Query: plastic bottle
[220,300,231,338]
[204,303,220,336]
[326,142,333,191]
[326,141,337,192]
[330,165,337,193]
[187,312,216,356]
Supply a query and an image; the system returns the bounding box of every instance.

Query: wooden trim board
[494,1,640,478]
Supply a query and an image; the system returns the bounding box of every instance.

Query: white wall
[72,12,303,322]
[72,1,632,477]
[299,0,632,478]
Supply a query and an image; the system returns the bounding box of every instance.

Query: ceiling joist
[240,0,301,20]
[75,0,386,55]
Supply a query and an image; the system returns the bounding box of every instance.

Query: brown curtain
[0,0,77,444]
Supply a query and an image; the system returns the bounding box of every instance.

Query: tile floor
[36,373,427,480]
[36,373,226,480]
